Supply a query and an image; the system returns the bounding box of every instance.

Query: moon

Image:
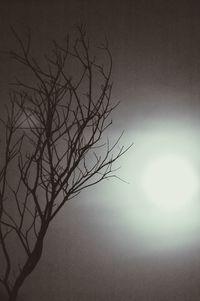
[141,154,199,211]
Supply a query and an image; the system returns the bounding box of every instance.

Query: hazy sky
[1,1,200,300]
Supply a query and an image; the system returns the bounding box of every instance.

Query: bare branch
[0,25,132,300]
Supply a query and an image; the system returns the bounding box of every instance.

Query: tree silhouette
[0,25,131,301]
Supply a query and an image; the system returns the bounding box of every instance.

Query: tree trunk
[7,288,18,301]
[7,235,45,301]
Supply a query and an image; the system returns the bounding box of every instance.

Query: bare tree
[0,26,131,301]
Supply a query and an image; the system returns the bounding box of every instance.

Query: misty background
[1,1,200,300]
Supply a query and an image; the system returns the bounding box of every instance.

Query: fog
[1,0,200,300]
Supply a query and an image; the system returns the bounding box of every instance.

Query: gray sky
[1,1,200,300]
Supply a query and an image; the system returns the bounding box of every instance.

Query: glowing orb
[141,154,199,210]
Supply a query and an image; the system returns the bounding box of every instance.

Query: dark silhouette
[0,25,131,301]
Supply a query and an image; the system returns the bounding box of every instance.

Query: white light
[89,124,200,254]
[141,154,199,210]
